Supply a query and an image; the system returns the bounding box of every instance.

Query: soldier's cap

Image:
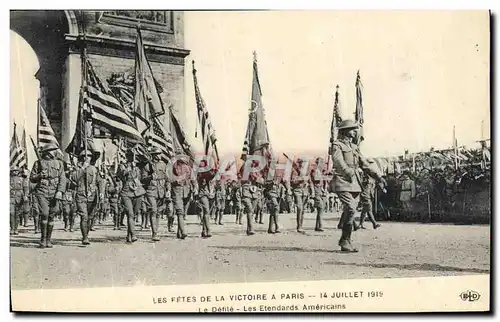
[337,119,359,130]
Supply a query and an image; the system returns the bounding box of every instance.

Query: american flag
[328,84,343,155]
[192,61,218,163]
[39,104,61,152]
[82,55,143,143]
[144,115,173,163]
[10,123,27,170]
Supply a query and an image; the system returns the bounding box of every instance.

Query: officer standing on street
[195,159,216,238]
[10,167,28,235]
[331,120,386,252]
[263,177,282,234]
[71,148,105,246]
[117,149,146,243]
[359,169,381,230]
[214,179,227,225]
[239,161,263,236]
[29,146,67,248]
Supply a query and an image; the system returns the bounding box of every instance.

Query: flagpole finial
[336,84,339,90]
[192,60,196,72]
[253,51,257,62]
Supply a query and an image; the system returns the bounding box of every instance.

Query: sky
[10,10,490,167]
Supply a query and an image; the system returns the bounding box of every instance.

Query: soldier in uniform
[232,179,243,224]
[289,158,311,234]
[170,155,193,239]
[19,167,31,228]
[263,177,282,234]
[10,167,29,235]
[139,147,167,242]
[214,179,227,225]
[117,149,146,243]
[195,159,216,238]
[311,157,330,232]
[398,170,416,220]
[253,181,264,224]
[331,120,386,252]
[29,146,66,248]
[71,148,105,245]
[358,170,381,229]
[62,163,77,232]
[109,173,122,230]
[240,162,263,236]
[164,172,175,232]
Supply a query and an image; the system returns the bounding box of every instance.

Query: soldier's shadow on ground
[211,245,489,275]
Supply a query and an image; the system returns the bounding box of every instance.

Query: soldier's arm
[29,161,42,182]
[22,177,29,197]
[331,145,355,178]
[56,161,67,194]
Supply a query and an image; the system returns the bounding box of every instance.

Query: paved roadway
[10,212,490,290]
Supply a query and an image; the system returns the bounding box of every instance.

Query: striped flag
[133,28,165,135]
[39,103,64,159]
[10,123,27,170]
[241,52,272,162]
[192,61,218,163]
[82,55,144,143]
[144,115,173,163]
[168,105,195,162]
[355,70,364,140]
[328,84,343,155]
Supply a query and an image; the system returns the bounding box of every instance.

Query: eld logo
[460,290,481,302]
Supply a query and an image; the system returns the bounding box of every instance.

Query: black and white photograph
[8,9,491,312]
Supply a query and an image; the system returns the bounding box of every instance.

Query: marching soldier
[358,170,381,229]
[263,177,283,234]
[171,155,194,239]
[109,174,122,230]
[19,167,31,228]
[164,172,175,232]
[29,175,40,234]
[239,162,263,236]
[10,167,29,235]
[331,120,386,252]
[289,158,311,234]
[30,146,66,248]
[311,157,330,232]
[214,179,226,225]
[195,159,216,238]
[117,149,146,243]
[253,181,264,224]
[139,147,167,242]
[62,163,77,232]
[232,179,243,225]
[71,148,105,245]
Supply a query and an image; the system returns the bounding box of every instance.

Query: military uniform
[62,165,77,232]
[139,150,168,241]
[253,183,264,224]
[164,177,175,232]
[331,120,385,252]
[289,159,311,233]
[264,179,283,233]
[214,181,226,225]
[240,171,262,236]
[71,150,105,245]
[359,173,380,229]
[310,159,329,232]
[109,178,122,230]
[398,172,416,220]
[196,166,216,238]
[29,147,67,248]
[10,169,29,235]
[19,169,31,228]
[171,157,193,239]
[232,181,243,224]
[117,152,146,243]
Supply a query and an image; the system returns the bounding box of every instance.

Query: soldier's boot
[238,211,243,225]
[151,213,160,242]
[296,211,305,234]
[23,212,29,227]
[201,215,212,238]
[39,221,47,248]
[127,214,138,243]
[315,208,324,232]
[217,211,224,225]
[63,215,69,232]
[45,221,54,248]
[34,215,40,234]
[235,212,239,224]
[267,213,275,234]
[246,211,255,236]
[12,213,19,235]
[167,216,174,233]
[338,224,358,253]
[176,213,187,239]
[274,212,280,233]
[81,218,90,245]
[337,212,346,229]
[69,214,75,232]
[258,211,264,224]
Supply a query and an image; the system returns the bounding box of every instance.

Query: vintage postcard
[9,10,490,313]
